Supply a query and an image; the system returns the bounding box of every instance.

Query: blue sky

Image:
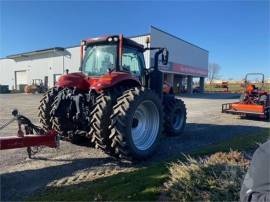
[0,1,269,79]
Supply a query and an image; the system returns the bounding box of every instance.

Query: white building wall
[0,53,69,89]
[0,47,82,90]
[130,35,151,68]
[150,26,208,77]
[0,59,16,89]
[15,55,63,88]
[64,46,81,73]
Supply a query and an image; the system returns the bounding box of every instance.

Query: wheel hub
[172,109,184,130]
[132,118,139,128]
[131,100,159,151]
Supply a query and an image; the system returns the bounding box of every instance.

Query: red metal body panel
[56,72,90,91]
[231,103,264,113]
[89,71,140,92]
[0,130,58,150]
[119,34,123,66]
[56,72,140,92]
[80,44,84,68]
[84,36,108,44]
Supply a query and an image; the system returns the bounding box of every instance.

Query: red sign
[172,63,208,77]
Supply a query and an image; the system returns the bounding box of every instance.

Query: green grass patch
[26,129,269,201]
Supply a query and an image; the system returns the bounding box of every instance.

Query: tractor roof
[83,35,145,50]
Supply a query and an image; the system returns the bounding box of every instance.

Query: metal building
[0,26,208,93]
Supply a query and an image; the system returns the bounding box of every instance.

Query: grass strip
[27,128,269,201]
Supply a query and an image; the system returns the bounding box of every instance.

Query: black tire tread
[89,86,130,154]
[109,87,163,160]
[164,97,187,136]
[50,88,74,136]
[38,87,59,131]
[89,93,114,152]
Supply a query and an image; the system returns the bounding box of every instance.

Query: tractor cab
[81,35,146,78]
[80,35,169,95]
[56,36,145,92]
[58,35,169,97]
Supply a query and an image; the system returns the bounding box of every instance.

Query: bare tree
[208,63,221,84]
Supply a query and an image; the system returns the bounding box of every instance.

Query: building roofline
[150,25,209,52]
[128,33,150,39]
[65,44,80,49]
[6,47,66,59]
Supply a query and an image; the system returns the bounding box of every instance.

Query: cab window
[83,45,117,76]
[122,47,145,76]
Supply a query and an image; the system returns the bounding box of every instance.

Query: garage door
[15,70,27,90]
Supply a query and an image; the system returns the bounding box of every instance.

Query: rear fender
[56,72,90,91]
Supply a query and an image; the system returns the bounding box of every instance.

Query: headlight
[108,37,113,42]
[113,37,118,42]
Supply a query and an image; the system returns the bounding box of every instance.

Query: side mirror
[162,48,169,65]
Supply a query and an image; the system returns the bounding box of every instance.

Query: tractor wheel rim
[131,100,159,151]
[172,109,184,130]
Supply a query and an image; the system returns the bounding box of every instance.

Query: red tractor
[222,73,270,120]
[38,35,187,160]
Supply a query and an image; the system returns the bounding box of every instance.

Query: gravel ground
[0,93,269,201]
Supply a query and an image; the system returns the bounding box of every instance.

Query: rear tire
[50,88,79,142]
[38,87,59,131]
[164,97,187,136]
[109,87,163,160]
[89,93,114,153]
[89,86,130,154]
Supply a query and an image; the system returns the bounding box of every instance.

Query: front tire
[109,87,163,160]
[164,96,186,136]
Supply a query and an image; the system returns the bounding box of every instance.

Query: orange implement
[231,103,264,114]
[222,102,265,115]
[221,73,269,120]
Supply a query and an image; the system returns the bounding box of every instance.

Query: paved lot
[0,93,269,201]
